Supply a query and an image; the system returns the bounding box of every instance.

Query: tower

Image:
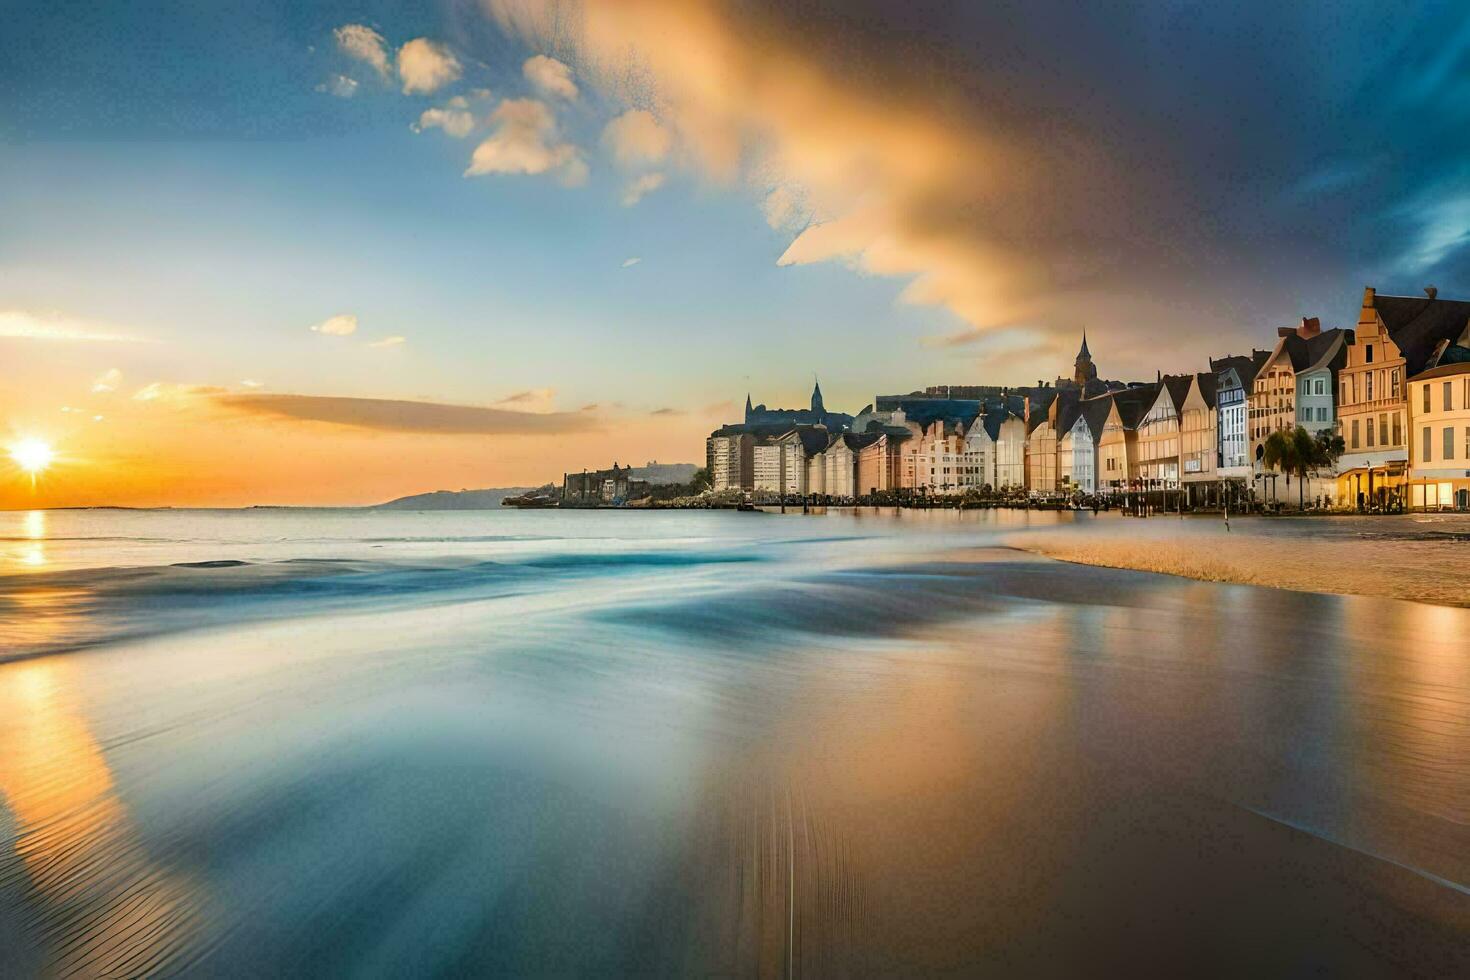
[811,378,825,415]
[745,392,753,423]
[1073,331,1097,386]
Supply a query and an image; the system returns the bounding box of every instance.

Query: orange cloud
[482,0,1135,344]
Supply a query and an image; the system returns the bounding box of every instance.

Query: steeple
[1073,330,1097,386]
[744,392,753,422]
[811,377,825,414]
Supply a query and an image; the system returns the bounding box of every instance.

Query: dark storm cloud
[488,0,1470,373]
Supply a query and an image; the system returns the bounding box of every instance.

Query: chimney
[1297,316,1321,338]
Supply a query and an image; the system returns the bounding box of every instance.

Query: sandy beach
[1,508,1467,974]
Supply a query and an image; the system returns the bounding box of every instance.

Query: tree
[1263,427,1321,510]
[689,466,711,492]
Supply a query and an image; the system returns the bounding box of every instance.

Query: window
[1391,369,1400,398]
[1351,419,1360,449]
[1366,372,1373,400]
[1446,381,1455,412]
[1319,407,1329,422]
[1465,427,1470,460]
[1424,385,1432,413]
[1423,427,1432,462]
[1446,427,1456,461]
[1366,344,1374,363]
[1379,414,1388,446]
[1393,413,1402,446]
[1315,379,1323,395]
[1342,379,1350,403]
[1366,418,1375,447]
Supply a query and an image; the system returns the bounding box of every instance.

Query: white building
[751,440,782,494]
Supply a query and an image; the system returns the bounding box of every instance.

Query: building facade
[1407,362,1470,510]
[1337,288,1470,510]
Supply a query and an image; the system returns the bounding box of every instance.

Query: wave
[0,549,768,663]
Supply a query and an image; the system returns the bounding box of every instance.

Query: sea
[1,506,1467,975]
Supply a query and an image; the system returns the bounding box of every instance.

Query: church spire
[1073,330,1097,386]
[745,392,753,422]
[811,377,824,414]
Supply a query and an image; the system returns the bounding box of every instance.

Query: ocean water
[1,507,1467,975]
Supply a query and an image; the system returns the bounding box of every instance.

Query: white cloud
[602,109,672,168]
[622,257,641,267]
[241,379,264,388]
[465,98,587,186]
[397,38,461,95]
[621,172,665,206]
[523,55,578,100]
[310,314,358,336]
[369,336,406,348]
[334,24,390,78]
[0,310,148,343]
[317,74,359,98]
[91,368,122,393]
[414,96,476,138]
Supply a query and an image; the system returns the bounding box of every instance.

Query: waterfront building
[1337,287,1470,510]
[772,426,830,497]
[562,464,650,504]
[1136,375,1194,493]
[706,429,753,492]
[993,412,1028,489]
[752,438,782,494]
[1097,384,1156,495]
[1179,373,1219,505]
[806,441,827,496]
[1023,389,1068,495]
[1249,317,1351,504]
[856,428,912,495]
[1060,396,1112,494]
[959,416,996,492]
[1407,361,1470,510]
[1213,351,1271,498]
[823,432,875,499]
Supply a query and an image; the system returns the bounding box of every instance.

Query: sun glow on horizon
[9,439,56,485]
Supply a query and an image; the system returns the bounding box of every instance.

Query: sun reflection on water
[0,659,195,975]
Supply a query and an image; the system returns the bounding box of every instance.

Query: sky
[2,0,1467,506]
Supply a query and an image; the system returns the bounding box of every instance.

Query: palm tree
[1263,427,1318,510]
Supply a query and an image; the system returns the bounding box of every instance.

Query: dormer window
[1365,344,1374,364]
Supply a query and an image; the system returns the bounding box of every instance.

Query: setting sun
[9,438,55,476]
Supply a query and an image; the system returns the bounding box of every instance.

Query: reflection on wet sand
[0,509,1467,975]
[0,659,194,976]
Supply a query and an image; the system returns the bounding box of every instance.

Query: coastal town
[554,286,1470,512]
[674,286,1468,514]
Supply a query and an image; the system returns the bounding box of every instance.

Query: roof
[980,410,1022,441]
[1079,394,1114,439]
[1283,327,1351,375]
[1194,372,1218,408]
[1439,345,1470,366]
[870,396,984,426]
[1372,293,1470,376]
[841,432,881,451]
[1408,360,1470,382]
[1211,351,1270,390]
[1161,374,1193,413]
[1109,383,1158,429]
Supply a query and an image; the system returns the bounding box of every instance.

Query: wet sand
[1,510,1467,975]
